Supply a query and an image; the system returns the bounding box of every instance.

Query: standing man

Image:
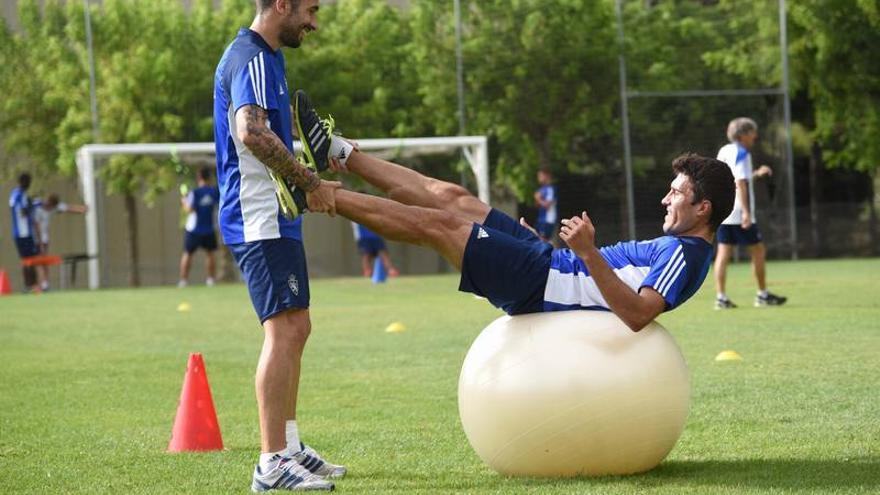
[8,173,46,292]
[178,167,220,288]
[534,168,558,244]
[713,117,787,309]
[213,0,345,491]
[351,222,399,278]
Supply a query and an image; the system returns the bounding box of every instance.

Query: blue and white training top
[717,142,755,225]
[537,184,557,224]
[185,186,220,235]
[351,222,382,242]
[544,236,713,312]
[214,28,299,245]
[8,187,34,239]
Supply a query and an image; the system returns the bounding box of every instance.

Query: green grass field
[1,258,878,494]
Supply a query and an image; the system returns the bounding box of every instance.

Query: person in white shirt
[713,117,787,309]
[33,194,87,254]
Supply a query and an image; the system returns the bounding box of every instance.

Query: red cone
[167,353,224,452]
[0,269,11,295]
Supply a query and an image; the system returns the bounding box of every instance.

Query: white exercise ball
[458,311,689,477]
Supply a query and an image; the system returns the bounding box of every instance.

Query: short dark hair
[671,153,735,231]
[257,0,299,11]
[18,173,31,189]
[46,193,60,208]
[198,166,212,182]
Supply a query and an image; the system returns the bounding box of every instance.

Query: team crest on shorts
[288,274,299,296]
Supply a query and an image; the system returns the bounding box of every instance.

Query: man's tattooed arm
[235,104,320,192]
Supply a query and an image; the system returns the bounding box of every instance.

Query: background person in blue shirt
[533,168,558,243]
[351,222,399,278]
[213,0,343,491]
[178,167,220,288]
[8,173,46,292]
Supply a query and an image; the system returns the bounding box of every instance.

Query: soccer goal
[75,136,490,289]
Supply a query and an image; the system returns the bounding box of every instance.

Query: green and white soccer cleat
[269,170,308,220]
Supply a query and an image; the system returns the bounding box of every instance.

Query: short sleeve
[732,147,752,180]
[230,51,279,112]
[186,191,196,209]
[57,202,69,213]
[640,240,693,309]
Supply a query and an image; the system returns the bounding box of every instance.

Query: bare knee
[264,309,311,351]
[715,245,732,265]
[426,180,470,203]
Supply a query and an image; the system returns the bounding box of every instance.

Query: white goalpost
[75,136,490,289]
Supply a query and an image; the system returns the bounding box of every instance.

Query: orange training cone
[167,353,224,452]
[0,269,11,295]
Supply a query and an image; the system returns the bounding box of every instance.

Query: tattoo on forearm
[239,105,320,192]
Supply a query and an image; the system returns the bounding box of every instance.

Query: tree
[0,0,252,286]
[288,0,421,139]
[0,0,80,182]
[407,0,621,199]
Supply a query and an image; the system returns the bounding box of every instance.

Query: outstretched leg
[334,189,472,270]
[343,150,491,225]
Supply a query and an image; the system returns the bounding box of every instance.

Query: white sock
[286,420,302,453]
[259,448,287,472]
[206,277,215,287]
[717,293,728,301]
[758,290,768,298]
[329,136,353,166]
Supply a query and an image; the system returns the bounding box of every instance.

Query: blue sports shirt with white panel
[8,186,33,239]
[717,142,755,225]
[214,28,299,244]
[537,184,558,224]
[544,236,713,312]
[352,222,382,242]
[185,186,220,235]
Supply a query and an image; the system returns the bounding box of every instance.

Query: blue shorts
[717,224,763,245]
[229,238,310,323]
[536,221,555,239]
[357,237,386,257]
[15,237,39,258]
[184,231,218,253]
[459,209,552,315]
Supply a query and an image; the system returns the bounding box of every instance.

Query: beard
[279,16,308,49]
[280,26,302,48]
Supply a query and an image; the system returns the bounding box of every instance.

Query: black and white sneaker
[251,453,334,492]
[296,443,347,479]
[755,292,787,307]
[294,90,335,173]
[715,297,738,310]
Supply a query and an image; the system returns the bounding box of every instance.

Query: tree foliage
[407,0,620,198]
[0,0,877,208]
[289,0,421,139]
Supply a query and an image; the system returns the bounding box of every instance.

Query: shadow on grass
[640,457,880,491]
[354,457,880,492]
